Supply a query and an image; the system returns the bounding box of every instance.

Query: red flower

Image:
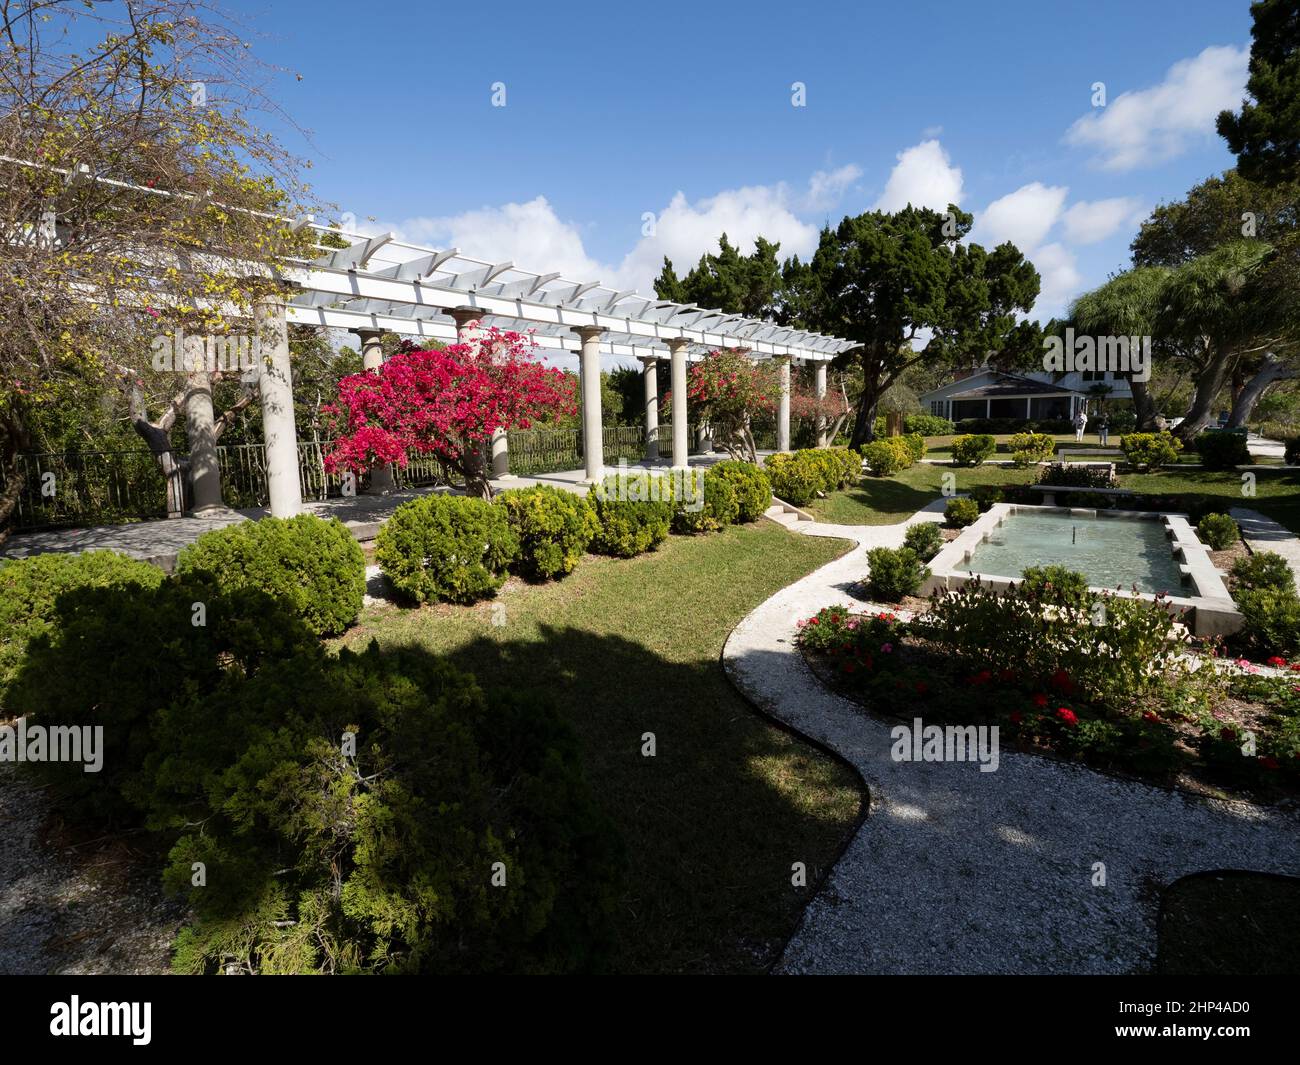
[1142,711,1160,723]
[1267,656,1287,668]
[1032,693,1049,708]
[1056,707,1078,727]
[1049,668,1072,692]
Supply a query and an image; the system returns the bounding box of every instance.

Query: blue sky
[233,0,1255,321]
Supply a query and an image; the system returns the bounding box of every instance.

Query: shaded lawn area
[1158,873,1300,975]
[1116,468,1300,534]
[808,464,1037,525]
[335,522,862,974]
[924,433,1270,464]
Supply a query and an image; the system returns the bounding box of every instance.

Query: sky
[229,0,1256,324]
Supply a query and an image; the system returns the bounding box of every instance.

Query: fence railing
[3,426,698,531]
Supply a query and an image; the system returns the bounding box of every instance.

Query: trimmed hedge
[950,434,996,467]
[1194,431,1251,470]
[1007,431,1055,467]
[861,438,910,476]
[496,485,598,580]
[1120,431,1182,471]
[945,497,980,528]
[0,550,166,705]
[710,461,772,523]
[176,514,365,637]
[587,473,673,557]
[672,468,738,534]
[1231,551,1295,594]
[765,451,823,505]
[376,494,518,604]
[1196,513,1239,551]
[865,546,928,602]
[903,521,945,562]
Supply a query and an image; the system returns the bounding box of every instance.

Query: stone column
[665,338,690,469]
[776,356,792,453]
[447,306,512,480]
[815,361,829,447]
[353,327,395,494]
[575,326,604,483]
[255,293,302,518]
[184,368,225,513]
[640,356,660,463]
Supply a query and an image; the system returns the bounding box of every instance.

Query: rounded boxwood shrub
[1236,586,1300,658]
[376,494,518,604]
[1019,565,1094,609]
[0,550,166,705]
[945,497,980,528]
[710,461,771,522]
[861,439,910,477]
[902,521,945,562]
[898,433,926,464]
[1197,513,1239,551]
[1231,551,1295,594]
[496,485,597,581]
[586,473,673,557]
[1120,431,1182,471]
[865,546,928,602]
[672,468,738,534]
[1194,431,1251,470]
[950,434,996,467]
[765,452,822,505]
[825,446,865,487]
[175,514,364,637]
[969,485,1004,512]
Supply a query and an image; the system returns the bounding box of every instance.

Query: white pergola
[242,223,855,514]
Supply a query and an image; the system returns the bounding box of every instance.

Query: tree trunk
[1128,378,1160,431]
[1174,352,1233,442]
[1227,352,1294,429]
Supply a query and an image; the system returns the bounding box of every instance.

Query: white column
[815,361,828,447]
[666,338,690,469]
[576,326,604,483]
[640,356,660,463]
[255,293,302,518]
[184,369,224,513]
[354,328,395,494]
[776,356,792,453]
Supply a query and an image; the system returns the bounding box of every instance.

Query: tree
[323,328,574,498]
[784,206,1041,446]
[654,234,784,319]
[680,349,779,462]
[1217,0,1300,188]
[0,0,318,534]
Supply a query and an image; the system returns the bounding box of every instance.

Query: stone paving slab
[1230,507,1300,588]
[725,513,1300,974]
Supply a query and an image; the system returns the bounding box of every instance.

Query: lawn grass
[924,433,1271,464]
[335,521,862,974]
[1158,873,1300,974]
[807,463,1037,525]
[1116,467,1300,533]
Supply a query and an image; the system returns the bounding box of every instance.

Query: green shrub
[765,452,822,505]
[969,485,1004,512]
[1120,431,1182,471]
[950,434,996,467]
[672,468,738,534]
[865,546,928,602]
[376,494,518,604]
[899,433,926,463]
[945,497,980,528]
[175,515,365,637]
[1019,565,1094,609]
[873,413,954,436]
[1236,586,1300,659]
[1197,513,1239,551]
[1038,461,1117,488]
[827,446,864,487]
[0,550,165,705]
[902,521,945,562]
[1008,431,1054,467]
[1194,431,1251,470]
[1231,551,1296,593]
[861,438,910,477]
[587,474,673,557]
[710,461,772,522]
[496,485,597,581]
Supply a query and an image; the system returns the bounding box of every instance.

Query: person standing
[1097,411,1110,446]
[1074,406,1089,443]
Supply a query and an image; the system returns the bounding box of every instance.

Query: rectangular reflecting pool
[963,510,1186,594]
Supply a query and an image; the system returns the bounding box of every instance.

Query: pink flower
[881,643,894,654]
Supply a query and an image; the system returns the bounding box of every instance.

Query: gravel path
[723,511,1300,974]
[0,762,184,974]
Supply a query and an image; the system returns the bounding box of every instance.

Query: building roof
[945,372,1076,400]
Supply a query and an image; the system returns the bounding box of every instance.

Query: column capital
[446,306,483,329]
[573,324,603,341]
[352,327,384,343]
[661,336,691,351]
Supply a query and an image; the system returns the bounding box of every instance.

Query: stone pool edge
[921,502,1242,638]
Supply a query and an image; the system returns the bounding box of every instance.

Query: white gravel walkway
[723,511,1300,974]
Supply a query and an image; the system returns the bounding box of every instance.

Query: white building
[918,368,1134,423]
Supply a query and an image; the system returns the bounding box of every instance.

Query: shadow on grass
[1158,871,1300,974]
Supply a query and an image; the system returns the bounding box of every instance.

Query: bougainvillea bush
[680,348,780,462]
[324,328,574,498]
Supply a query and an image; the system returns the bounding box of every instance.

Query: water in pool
[964,511,1186,594]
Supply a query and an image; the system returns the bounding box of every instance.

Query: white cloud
[804,163,862,211]
[1028,242,1083,321]
[611,184,820,292]
[383,196,604,280]
[1064,45,1248,171]
[873,139,964,212]
[1061,197,1147,244]
[970,182,1069,251]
